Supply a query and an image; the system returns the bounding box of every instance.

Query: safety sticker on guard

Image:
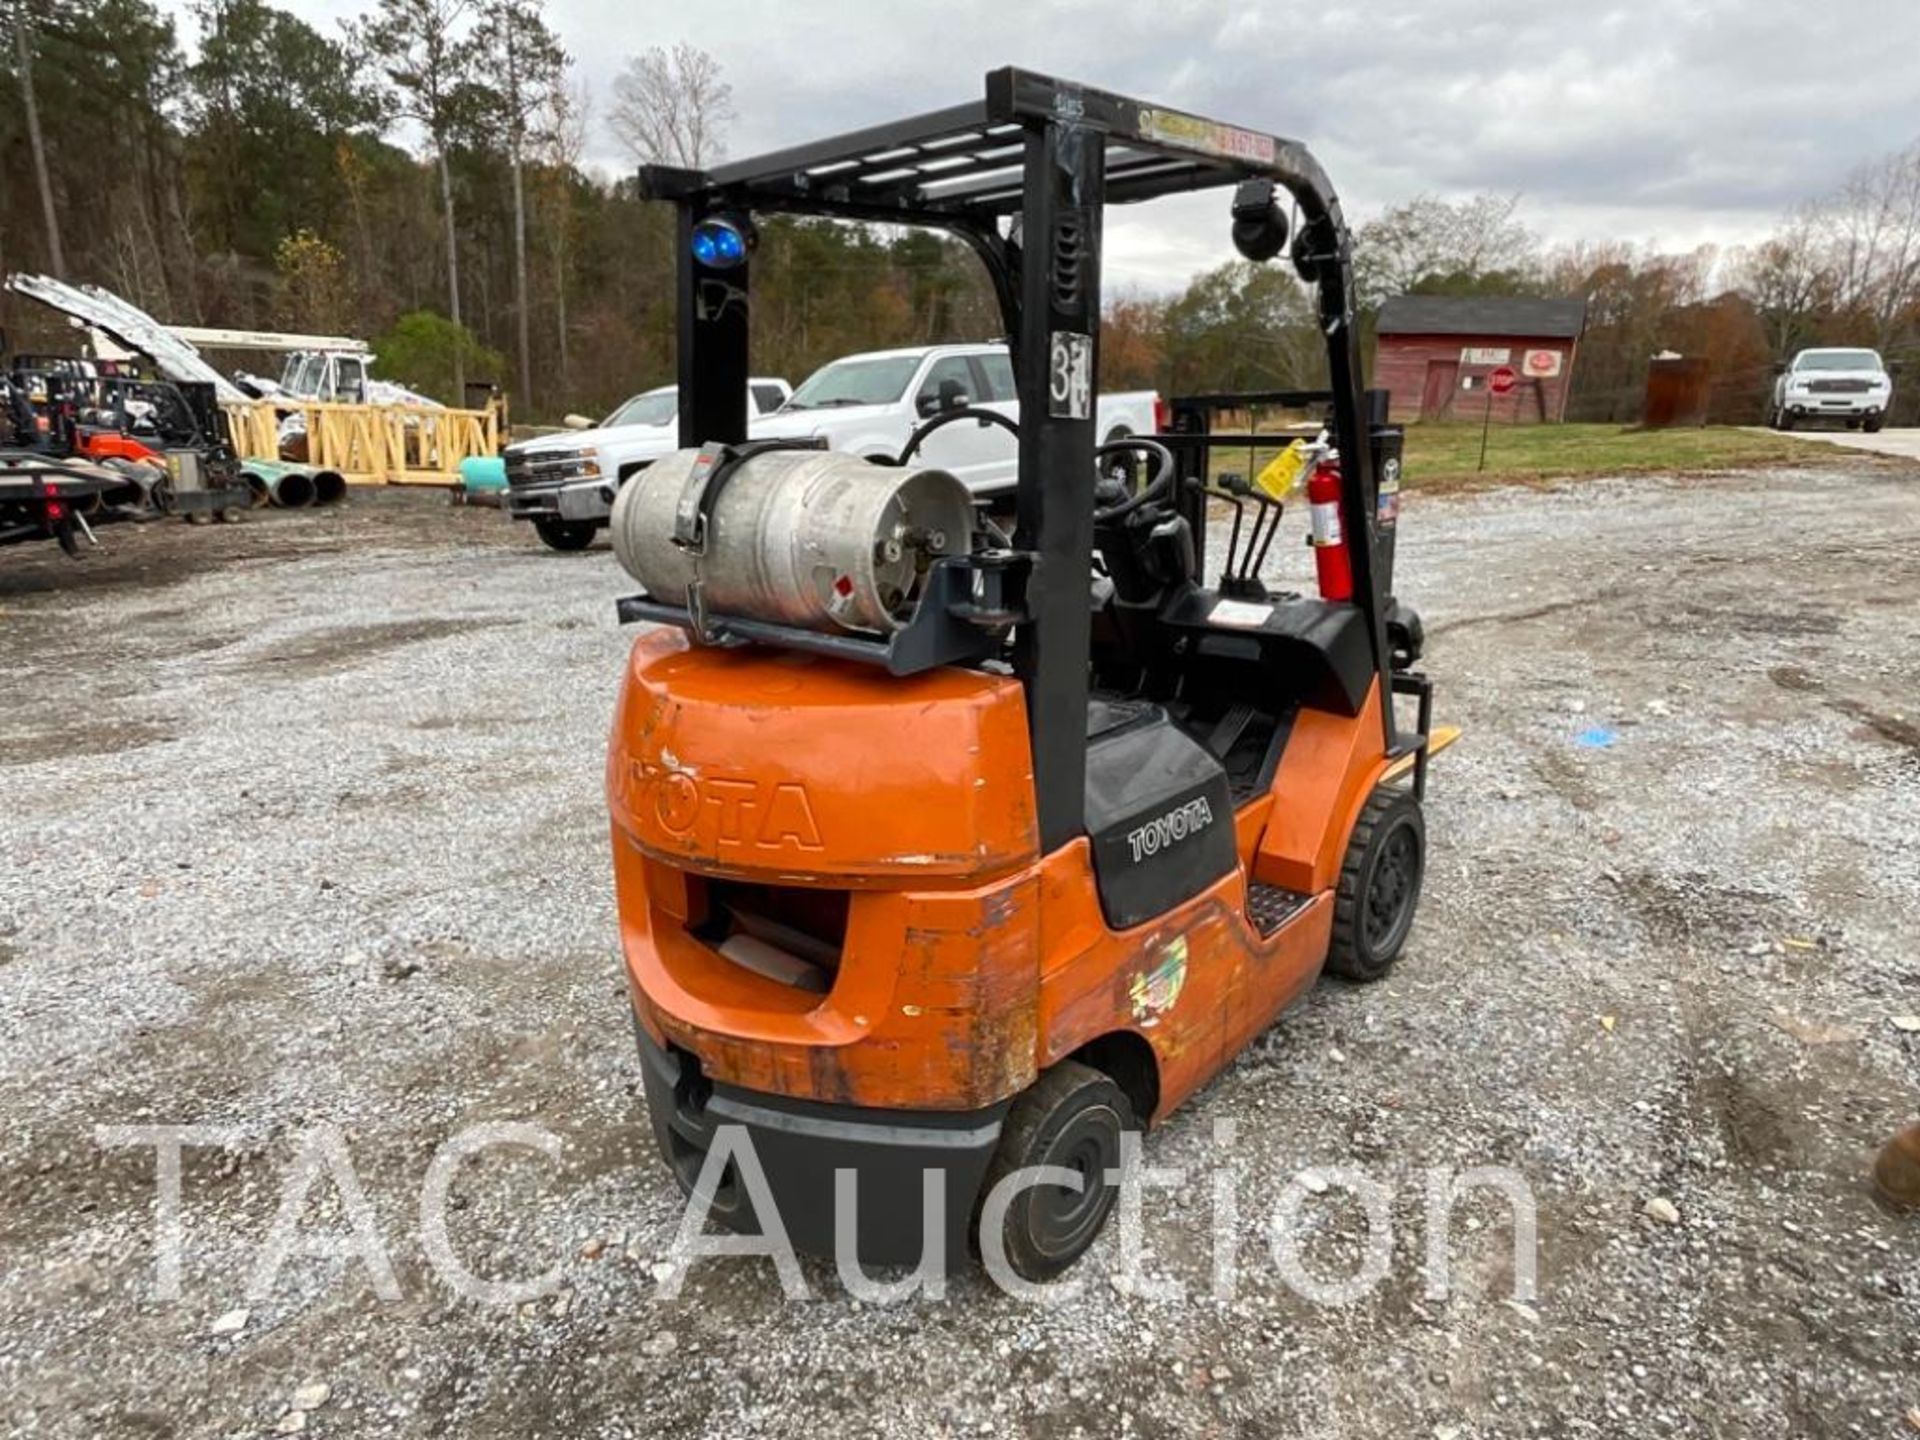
[1137,108,1277,165]
[1209,598,1274,629]
[1377,456,1402,527]
[1129,936,1189,1026]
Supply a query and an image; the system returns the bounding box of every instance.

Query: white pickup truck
[752,343,1163,495]
[1768,348,1896,433]
[503,378,792,549]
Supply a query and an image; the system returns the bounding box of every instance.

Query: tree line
[3,0,1916,426]
[1104,168,1920,427]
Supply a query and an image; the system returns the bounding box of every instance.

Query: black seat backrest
[1155,588,1373,718]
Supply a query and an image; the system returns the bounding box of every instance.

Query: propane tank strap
[670,437,829,555]
[670,442,730,554]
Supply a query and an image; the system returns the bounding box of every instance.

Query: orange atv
[606,68,1450,1279]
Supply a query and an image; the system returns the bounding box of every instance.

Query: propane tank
[611,447,974,636]
[1306,458,1353,602]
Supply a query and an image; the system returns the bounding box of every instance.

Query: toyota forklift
[606,68,1448,1280]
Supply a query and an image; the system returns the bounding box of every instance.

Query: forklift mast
[639,68,1395,853]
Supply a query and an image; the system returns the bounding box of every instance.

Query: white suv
[1769,348,1894,433]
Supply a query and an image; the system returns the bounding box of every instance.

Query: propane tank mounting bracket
[615,549,1035,678]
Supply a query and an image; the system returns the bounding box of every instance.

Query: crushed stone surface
[2,465,1917,1438]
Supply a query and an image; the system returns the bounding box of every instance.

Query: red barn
[1374,296,1588,423]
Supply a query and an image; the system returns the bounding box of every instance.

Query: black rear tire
[1325,788,1425,983]
[977,1061,1135,1282]
[533,517,596,552]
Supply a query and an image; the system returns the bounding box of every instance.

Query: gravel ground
[2,463,1918,1439]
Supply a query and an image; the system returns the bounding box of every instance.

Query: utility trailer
[0,458,122,554]
[2,359,247,531]
[1,369,133,553]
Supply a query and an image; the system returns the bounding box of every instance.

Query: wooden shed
[1374,296,1588,423]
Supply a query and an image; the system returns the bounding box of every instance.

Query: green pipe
[239,459,315,509]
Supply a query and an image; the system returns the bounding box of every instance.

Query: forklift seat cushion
[1084,702,1237,931]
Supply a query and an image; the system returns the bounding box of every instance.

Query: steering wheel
[1092,437,1176,521]
[897,405,1022,466]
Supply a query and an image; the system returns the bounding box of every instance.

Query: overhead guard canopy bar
[638,68,1392,852]
[640,69,1344,225]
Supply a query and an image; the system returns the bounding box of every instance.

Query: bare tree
[359,0,481,398]
[474,0,565,410]
[536,76,590,399]
[607,43,734,167]
[1730,216,1833,356]
[1806,141,1920,347]
[1352,193,1538,310]
[6,0,66,276]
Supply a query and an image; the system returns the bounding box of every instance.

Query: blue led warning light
[691,216,752,269]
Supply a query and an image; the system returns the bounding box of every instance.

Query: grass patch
[1202,423,1839,493]
[1402,422,1833,487]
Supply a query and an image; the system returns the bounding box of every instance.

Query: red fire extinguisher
[1307,459,1353,601]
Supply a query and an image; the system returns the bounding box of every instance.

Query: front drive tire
[1325,787,1426,983]
[1865,415,1885,433]
[976,1061,1136,1283]
[533,517,597,552]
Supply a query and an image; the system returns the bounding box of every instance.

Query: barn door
[1420,360,1459,420]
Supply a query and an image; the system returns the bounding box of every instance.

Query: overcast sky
[168,0,1920,292]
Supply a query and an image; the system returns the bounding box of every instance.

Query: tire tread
[978,1061,1134,1282]
[1325,787,1423,983]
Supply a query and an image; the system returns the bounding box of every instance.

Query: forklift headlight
[1230,179,1290,264]
[691,215,755,270]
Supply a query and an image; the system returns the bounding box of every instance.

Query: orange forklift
[606,69,1447,1279]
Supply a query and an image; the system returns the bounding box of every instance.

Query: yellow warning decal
[1138,108,1278,165]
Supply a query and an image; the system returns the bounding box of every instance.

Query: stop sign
[1489,365,1518,395]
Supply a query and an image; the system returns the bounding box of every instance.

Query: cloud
[176,0,1920,290]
